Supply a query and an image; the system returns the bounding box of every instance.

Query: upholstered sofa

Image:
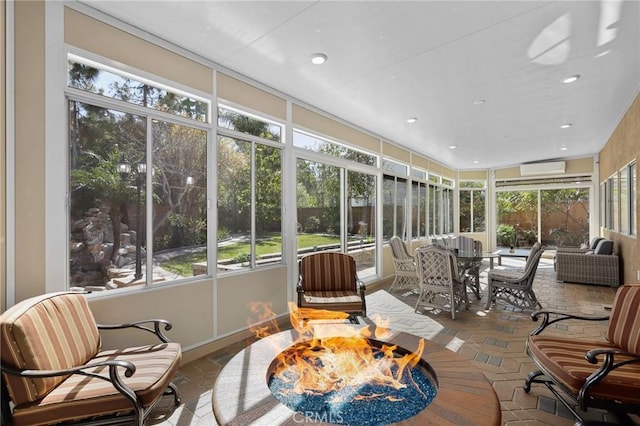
[555,239,620,287]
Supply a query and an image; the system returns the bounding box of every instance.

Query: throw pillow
[594,240,613,255]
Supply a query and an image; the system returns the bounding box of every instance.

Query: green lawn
[160,233,341,276]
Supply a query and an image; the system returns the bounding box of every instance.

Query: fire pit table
[213,320,500,425]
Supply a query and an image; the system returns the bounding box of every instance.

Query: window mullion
[144,117,153,286]
[251,142,257,268]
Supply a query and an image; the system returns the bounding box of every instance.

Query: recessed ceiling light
[473,160,480,164]
[472,99,485,105]
[562,74,580,84]
[406,117,418,124]
[449,145,458,149]
[560,123,572,128]
[560,147,569,151]
[310,53,328,65]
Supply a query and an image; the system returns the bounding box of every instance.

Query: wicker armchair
[455,236,483,299]
[556,240,620,287]
[414,244,468,319]
[485,243,543,310]
[388,236,419,292]
[524,283,640,424]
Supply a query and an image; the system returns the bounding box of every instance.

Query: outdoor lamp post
[117,156,147,281]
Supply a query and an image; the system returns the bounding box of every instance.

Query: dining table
[454,250,499,300]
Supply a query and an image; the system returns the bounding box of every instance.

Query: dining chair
[414,244,468,319]
[388,236,419,292]
[485,243,544,310]
[297,252,366,316]
[454,236,482,299]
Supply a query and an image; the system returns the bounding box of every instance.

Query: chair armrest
[98,319,174,343]
[556,247,590,254]
[556,252,618,264]
[530,309,610,336]
[2,358,136,379]
[2,359,140,409]
[392,257,416,272]
[578,348,640,411]
[357,278,366,294]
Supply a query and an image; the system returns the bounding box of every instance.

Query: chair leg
[524,370,545,392]
[165,382,181,406]
[485,283,494,309]
[414,290,426,313]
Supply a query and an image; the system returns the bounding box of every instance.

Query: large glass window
[620,166,629,234]
[383,175,407,240]
[617,162,637,236]
[425,174,452,236]
[67,55,211,291]
[296,159,377,279]
[428,182,438,235]
[608,174,618,230]
[68,55,208,123]
[347,170,377,276]
[218,105,282,142]
[496,185,590,248]
[411,180,428,239]
[217,108,283,272]
[296,159,340,243]
[459,181,486,232]
[68,100,208,289]
[496,190,538,248]
[442,186,454,234]
[293,130,376,166]
[630,162,637,235]
[541,188,589,247]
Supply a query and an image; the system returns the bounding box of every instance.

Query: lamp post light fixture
[116,156,131,176]
[116,155,147,281]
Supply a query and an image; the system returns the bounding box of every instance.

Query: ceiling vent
[520,161,566,176]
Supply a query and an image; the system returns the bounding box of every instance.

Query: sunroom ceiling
[81,1,640,170]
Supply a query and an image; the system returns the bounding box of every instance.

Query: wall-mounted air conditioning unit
[520,161,566,176]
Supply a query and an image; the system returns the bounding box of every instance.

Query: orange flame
[247,302,280,338]
[268,303,425,401]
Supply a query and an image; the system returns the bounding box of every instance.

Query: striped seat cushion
[0,292,101,406]
[528,335,640,405]
[300,291,363,313]
[607,283,640,354]
[10,342,182,426]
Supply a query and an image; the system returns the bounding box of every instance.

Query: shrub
[497,224,515,246]
[304,216,321,233]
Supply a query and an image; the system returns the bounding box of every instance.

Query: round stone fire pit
[213,323,501,425]
[268,337,437,425]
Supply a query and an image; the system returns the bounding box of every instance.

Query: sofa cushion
[0,292,101,406]
[594,239,613,255]
[589,236,605,249]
